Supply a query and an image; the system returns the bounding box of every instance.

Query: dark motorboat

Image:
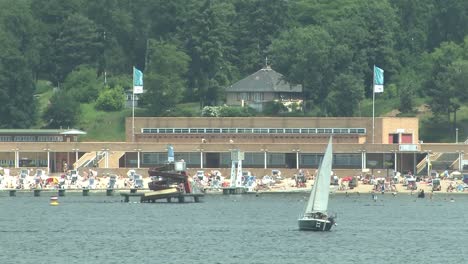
[147,163,192,193]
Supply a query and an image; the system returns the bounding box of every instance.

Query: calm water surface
[0,192,467,264]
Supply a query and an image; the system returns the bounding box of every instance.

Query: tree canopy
[0,0,467,130]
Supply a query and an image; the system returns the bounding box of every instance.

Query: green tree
[184,0,236,107]
[424,41,463,123]
[55,14,103,82]
[143,40,190,115]
[95,85,125,111]
[233,0,291,75]
[270,26,336,112]
[0,1,38,128]
[62,66,101,103]
[428,0,468,49]
[391,0,435,62]
[326,74,364,117]
[43,90,80,128]
[30,0,84,82]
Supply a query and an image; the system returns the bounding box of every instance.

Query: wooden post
[194,196,200,202]
[106,189,114,196]
[58,189,66,197]
[83,189,90,196]
[34,189,41,197]
[178,196,185,203]
[9,190,16,197]
[130,188,137,194]
[124,195,129,203]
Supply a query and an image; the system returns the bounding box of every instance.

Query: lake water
[0,191,467,264]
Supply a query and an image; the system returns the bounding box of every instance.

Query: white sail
[304,137,333,214]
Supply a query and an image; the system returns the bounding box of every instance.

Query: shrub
[95,86,125,111]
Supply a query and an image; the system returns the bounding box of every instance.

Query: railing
[416,153,441,175]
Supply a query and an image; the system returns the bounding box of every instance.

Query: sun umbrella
[46,177,58,184]
[341,176,353,182]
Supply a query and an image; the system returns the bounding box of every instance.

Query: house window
[237,92,248,101]
[252,93,263,101]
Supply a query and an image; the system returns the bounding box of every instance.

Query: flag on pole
[373,65,384,93]
[133,67,143,94]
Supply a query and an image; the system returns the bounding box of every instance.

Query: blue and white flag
[373,65,384,93]
[133,67,143,94]
[167,145,174,163]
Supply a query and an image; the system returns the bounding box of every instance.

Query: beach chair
[134,179,143,189]
[89,177,95,189]
[108,175,117,189]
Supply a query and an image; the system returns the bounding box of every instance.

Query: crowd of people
[0,168,147,190]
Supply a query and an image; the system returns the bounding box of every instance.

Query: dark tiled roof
[226,67,302,93]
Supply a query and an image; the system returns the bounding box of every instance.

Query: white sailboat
[298,137,336,231]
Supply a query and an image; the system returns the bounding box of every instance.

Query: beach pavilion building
[0,117,466,177]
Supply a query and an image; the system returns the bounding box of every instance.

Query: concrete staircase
[417,152,459,175]
[97,151,125,168]
[74,152,97,169]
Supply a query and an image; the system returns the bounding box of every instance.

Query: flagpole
[132,66,135,143]
[372,65,375,144]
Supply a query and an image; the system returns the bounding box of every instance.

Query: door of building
[205,153,220,168]
[388,133,399,144]
[401,134,413,143]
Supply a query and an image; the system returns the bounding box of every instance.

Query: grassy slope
[33,87,54,128]
[79,103,129,141]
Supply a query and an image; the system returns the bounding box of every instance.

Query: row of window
[0,136,64,142]
[0,160,47,166]
[237,92,264,101]
[139,152,362,168]
[0,160,14,165]
[141,128,366,134]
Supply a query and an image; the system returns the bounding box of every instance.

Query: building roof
[0,129,86,135]
[226,66,302,93]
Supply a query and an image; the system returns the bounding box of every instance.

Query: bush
[95,86,125,111]
[201,106,220,117]
[201,105,255,117]
[263,101,287,115]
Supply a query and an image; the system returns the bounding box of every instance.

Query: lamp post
[260,148,268,169]
[11,148,19,168]
[456,128,459,143]
[102,148,110,168]
[457,150,464,172]
[358,149,367,171]
[390,149,398,173]
[292,149,301,170]
[72,148,79,169]
[134,148,142,169]
[43,148,51,174]
[424,150,432,178]
[195,147,204,169]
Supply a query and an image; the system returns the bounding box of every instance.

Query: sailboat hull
[298,217,334,231]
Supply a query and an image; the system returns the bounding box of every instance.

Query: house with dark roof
[225,66,303,111]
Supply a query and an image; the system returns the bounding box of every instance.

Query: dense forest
[0,0,467,136]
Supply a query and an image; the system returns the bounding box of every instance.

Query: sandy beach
[1,171,467,197]
[255,177,468,195]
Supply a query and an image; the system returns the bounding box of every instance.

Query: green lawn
[78,103,129,141]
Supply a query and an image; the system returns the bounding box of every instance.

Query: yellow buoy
[50,196,59,206]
